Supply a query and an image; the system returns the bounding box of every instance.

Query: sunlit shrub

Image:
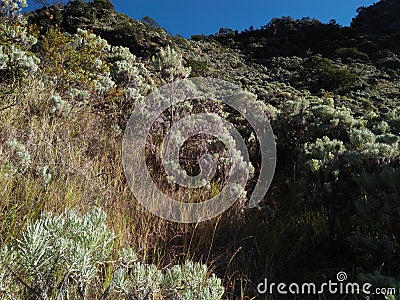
[152,45,191,82]
[0,0,39,89]
[114,258,224,300]
[41,27,113,94]
[0,209,225,299]
[49,93,71,116]
[349,127,376,148]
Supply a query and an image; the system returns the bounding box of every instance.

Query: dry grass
[0,75,251,293]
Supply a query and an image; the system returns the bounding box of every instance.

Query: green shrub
[298,55,359,93]
[0,0,40,93]
[41,27,113,93]
[186,58,210,77]
[358,271,400,300]
[334,47,370,63]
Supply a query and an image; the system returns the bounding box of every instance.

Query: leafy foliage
[0,209,224,299]
[297,55,359,93]
[0,0,39,95]
[152,45,191,82]
[40,27,113,93]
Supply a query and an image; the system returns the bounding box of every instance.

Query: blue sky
[27,0,377,37]
[109,0,376,37]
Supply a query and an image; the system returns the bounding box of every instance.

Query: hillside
[352,0,400,35]
[0,0,399,298]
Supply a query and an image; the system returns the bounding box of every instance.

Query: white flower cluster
[4,138,31,175]
[1,23,37,47]
[65,87,90,100]
[303,136,345,173]
[71,29,116,93]
[0,0,27,19]
[152,45,191,82]
[35,165,52,185]
[109,46,153,95]
[0,25,40,74]
[49,93,71,116]
[0,0,39,76]
[92,73,115,93]
[73,28,111,53]
[1,44,40,73]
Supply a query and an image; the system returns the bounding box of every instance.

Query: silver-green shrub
[108,45,153,92]
[349,127,376,148]
[49,93,72,116]
[113,257,224,300]
[4,138,32,175]
[35,165,52,185]
[152,45,191,82]
[0,208,115,299]
[0,209,225,300]
[0,0,40,77]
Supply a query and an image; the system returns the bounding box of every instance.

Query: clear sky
[108,0,376,37]
[26,0,377,37]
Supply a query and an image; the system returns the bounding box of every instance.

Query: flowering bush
[0,0,40,88]
[3,138,31,175]
[41,27,114,96]
[49,93,71,116]
[0,0,27,20]
[152,45,191,82]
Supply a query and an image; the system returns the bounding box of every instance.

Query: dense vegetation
[0,0,399,298]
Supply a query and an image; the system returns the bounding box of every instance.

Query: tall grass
[0,74,258,298]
